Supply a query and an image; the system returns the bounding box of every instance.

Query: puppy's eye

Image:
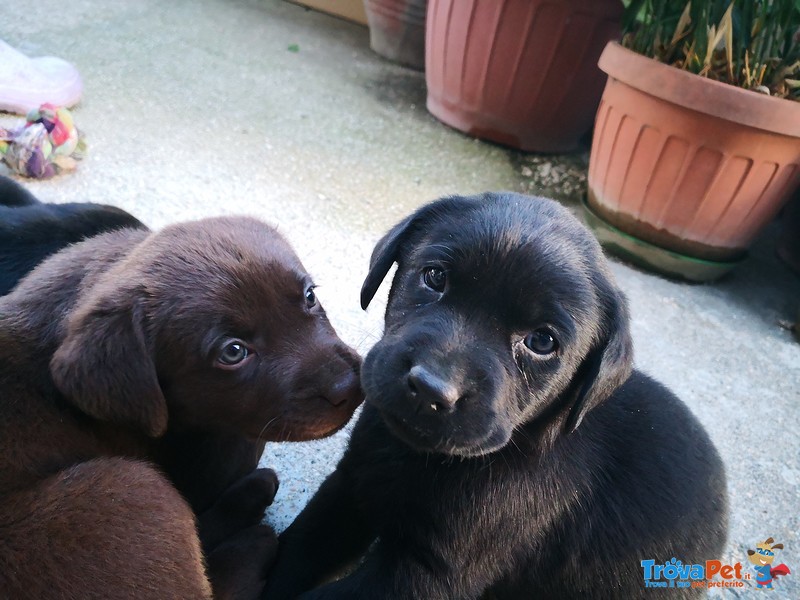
[217,341,250,367]
[305,286,317,308]
[524,329,558,355]
[422,267,446,293]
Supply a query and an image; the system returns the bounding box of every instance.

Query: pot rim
[598,41,800,138]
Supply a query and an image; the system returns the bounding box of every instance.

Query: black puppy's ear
[51,285,168,437]
[565,282,633,433]
[360,213,416,310]
[361,196,475,309]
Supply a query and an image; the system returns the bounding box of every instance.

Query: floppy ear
[360,213,417,310]
[360,196,476,309]
[50,285,168,437]
[565,281,633,433]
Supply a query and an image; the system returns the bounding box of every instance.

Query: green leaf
[619,0,800,97]
[287,44,300,53]
[622,0,648,33]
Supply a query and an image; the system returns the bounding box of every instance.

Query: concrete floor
[2,0,798,597]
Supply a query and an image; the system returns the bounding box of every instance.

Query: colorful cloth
[0,103,86,178]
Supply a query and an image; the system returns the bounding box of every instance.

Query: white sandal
[0,40,83,114]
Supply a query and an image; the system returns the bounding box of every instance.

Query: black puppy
[0,175,144,295]
[264,193,728,599]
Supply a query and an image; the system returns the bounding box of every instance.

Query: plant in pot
[584,0,800,281]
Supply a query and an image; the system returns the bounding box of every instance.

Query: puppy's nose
[323,369,361,407]
[407,365,460,414]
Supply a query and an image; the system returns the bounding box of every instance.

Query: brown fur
[0,217,363,599]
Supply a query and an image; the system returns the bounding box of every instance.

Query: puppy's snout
[323,369,361,407]
[407,365,461,414]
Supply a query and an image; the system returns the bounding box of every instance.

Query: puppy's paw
[199,468,279,551]
[218,468,279,516]
[207,524,278,600]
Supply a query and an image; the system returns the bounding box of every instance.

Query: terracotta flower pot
[587,42,800,279]
[425,0,623,152]
[364,0,427,70]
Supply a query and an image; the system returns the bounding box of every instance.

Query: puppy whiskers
[425,243,457,263]
[255,416,281,455]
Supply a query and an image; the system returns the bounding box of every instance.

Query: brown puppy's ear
[565,281,633,433]
[50,286,167,437]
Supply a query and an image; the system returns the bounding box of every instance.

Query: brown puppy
[0,217,363,599]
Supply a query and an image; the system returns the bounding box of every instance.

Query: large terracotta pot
[425,0,623,152]
[364,0,427,70]
[587,42,800,280]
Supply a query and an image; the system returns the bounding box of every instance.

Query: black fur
[0,175,145,295]
[264,193,728,599]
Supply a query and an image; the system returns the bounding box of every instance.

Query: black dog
[264,193,728,599]
[0,175,144,295]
